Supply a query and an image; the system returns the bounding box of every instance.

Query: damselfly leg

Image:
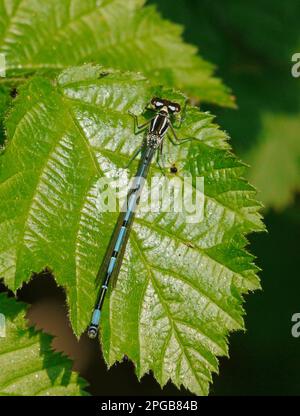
[168,122,194,146]
[129,111,152,134]
[124,146,143,169]
[156,142,166,176]
[124,112,152,168]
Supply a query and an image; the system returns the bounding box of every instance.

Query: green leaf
[0,293,88,395]
[0,85,12,143]
[0,65,264,395]
[247,113,300,210]
[0,0,233,108]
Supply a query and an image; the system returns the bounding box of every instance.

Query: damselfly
[88,97,191,339]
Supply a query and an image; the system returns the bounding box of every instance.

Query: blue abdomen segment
[91,309,101,326]
[114,226,126,253]
[107,256,117,275]
[127,194,137,215]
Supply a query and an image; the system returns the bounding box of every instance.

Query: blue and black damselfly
[88,97,191,339]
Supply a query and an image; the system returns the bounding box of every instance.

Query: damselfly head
[151,97,181,114]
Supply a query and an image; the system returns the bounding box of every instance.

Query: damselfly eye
[151,97,164,108]
[168,103,181,113]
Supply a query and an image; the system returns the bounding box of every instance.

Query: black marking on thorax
[150,113,169,136]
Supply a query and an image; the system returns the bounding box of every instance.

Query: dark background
[2,0,300,396]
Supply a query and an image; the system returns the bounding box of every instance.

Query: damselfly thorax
[147,106,170,148]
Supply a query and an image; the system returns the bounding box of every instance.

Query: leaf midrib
[131,230,211,394]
